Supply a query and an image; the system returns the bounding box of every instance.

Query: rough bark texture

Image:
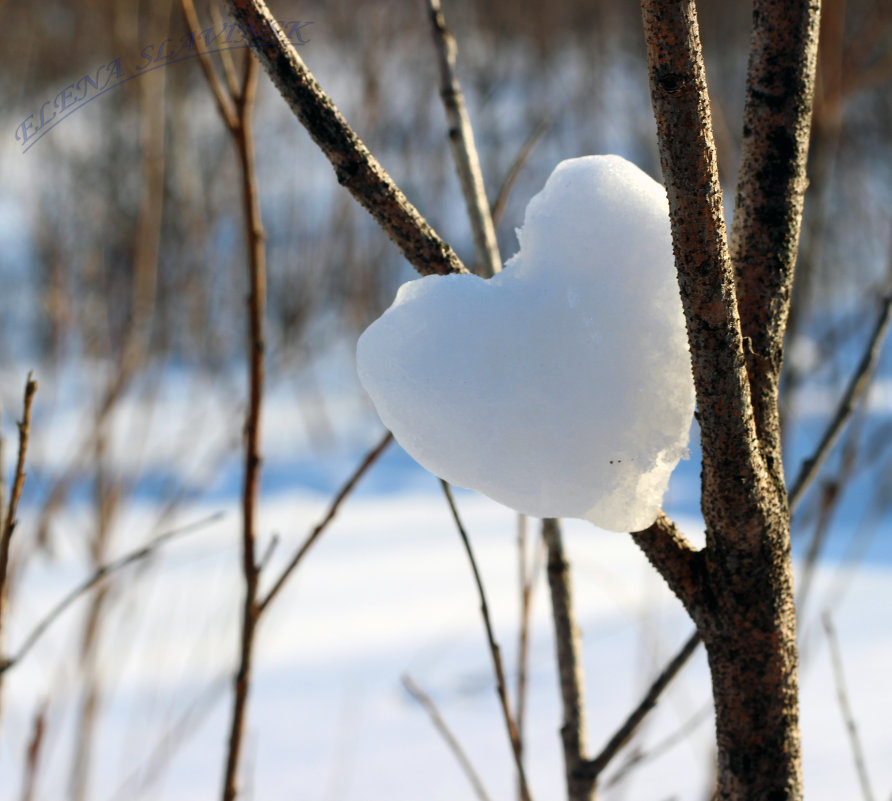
[732,0,822,491]
[639,0,819,798]
[223,0,466,277]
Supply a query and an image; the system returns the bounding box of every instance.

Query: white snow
[357,155,695,531]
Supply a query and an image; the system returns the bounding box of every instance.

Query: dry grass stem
[440,480,533,801]
[427,0,501,278]
[402,674,494,801]
[822,612,876,801]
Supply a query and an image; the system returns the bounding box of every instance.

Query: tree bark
[638,0,820,797]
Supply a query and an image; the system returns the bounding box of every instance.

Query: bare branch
[19,699,48,801]
[222,0,466,277]
[731,0,822,483]
[602,702,712,789]
[427,0,501,278]
[0,374,37,554]
[220,47,265,801]
[179,0,238,130]
[588,629,702,777]
[259,431,393,613]
[822,612,876,801]
[440,481,533,801]
[0,512,224,675]
[402,674,494,801]
[542,518,594,801]
[630,512,701,615]
[641,0,773,548]
[789,295,892,512]
[0,373,37,647]
[491,119,549,227]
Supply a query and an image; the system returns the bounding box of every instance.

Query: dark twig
[788,296,892,512]
[440,480,533,801]
[402,674,494,801]
[0,373,37,719]
[218,45,266,801]
[258,431,393,613]
[180,7,270,795]
[180,0,238,130]
[223,0,466,277]
[0,374,37,614]
[602,703,712,790]
[0,512,224,676]
[542,518,594,801]
[822,612,876,801]
[427,0,501,278]
[491,118,550,226]
[588,629,703,777]
[19,699,48,801]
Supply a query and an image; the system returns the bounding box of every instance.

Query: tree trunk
[636,0,821,798]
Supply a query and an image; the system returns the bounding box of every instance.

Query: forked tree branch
[223,0,467,277]
[641,2,814,797]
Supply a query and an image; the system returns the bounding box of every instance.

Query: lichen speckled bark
[223,0,466,278]
[731,0,822,490]
[640,1,815,798]
[640,0,775,548]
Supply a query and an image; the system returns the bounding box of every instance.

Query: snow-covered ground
[1,347,890,801]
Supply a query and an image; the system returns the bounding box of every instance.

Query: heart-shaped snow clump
[356,155,695,532]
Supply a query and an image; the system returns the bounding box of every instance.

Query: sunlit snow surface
[357,155,695,531]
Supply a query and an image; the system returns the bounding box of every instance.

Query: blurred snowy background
[1,1,891,799]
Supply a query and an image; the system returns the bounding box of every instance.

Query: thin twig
[0,512,224,676]
[210,0,242,98]
[109,676,230,801]
[588,628,702,776]
[788,295,892,512]
[220,46,265,801]
[602,703,712,790]
[822,611,876,801]
[402,674,494,801]
[542,518,594,801]
[515,513,535,763]
[0,375,37,570]
[491,118,550,226]
[0,373,37,652]
[440,480,533,801]
[427,0,501,278]
[19,699,48,801]
[258,431,393,613]
[180,0,238,129]
[223,0,466,277]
